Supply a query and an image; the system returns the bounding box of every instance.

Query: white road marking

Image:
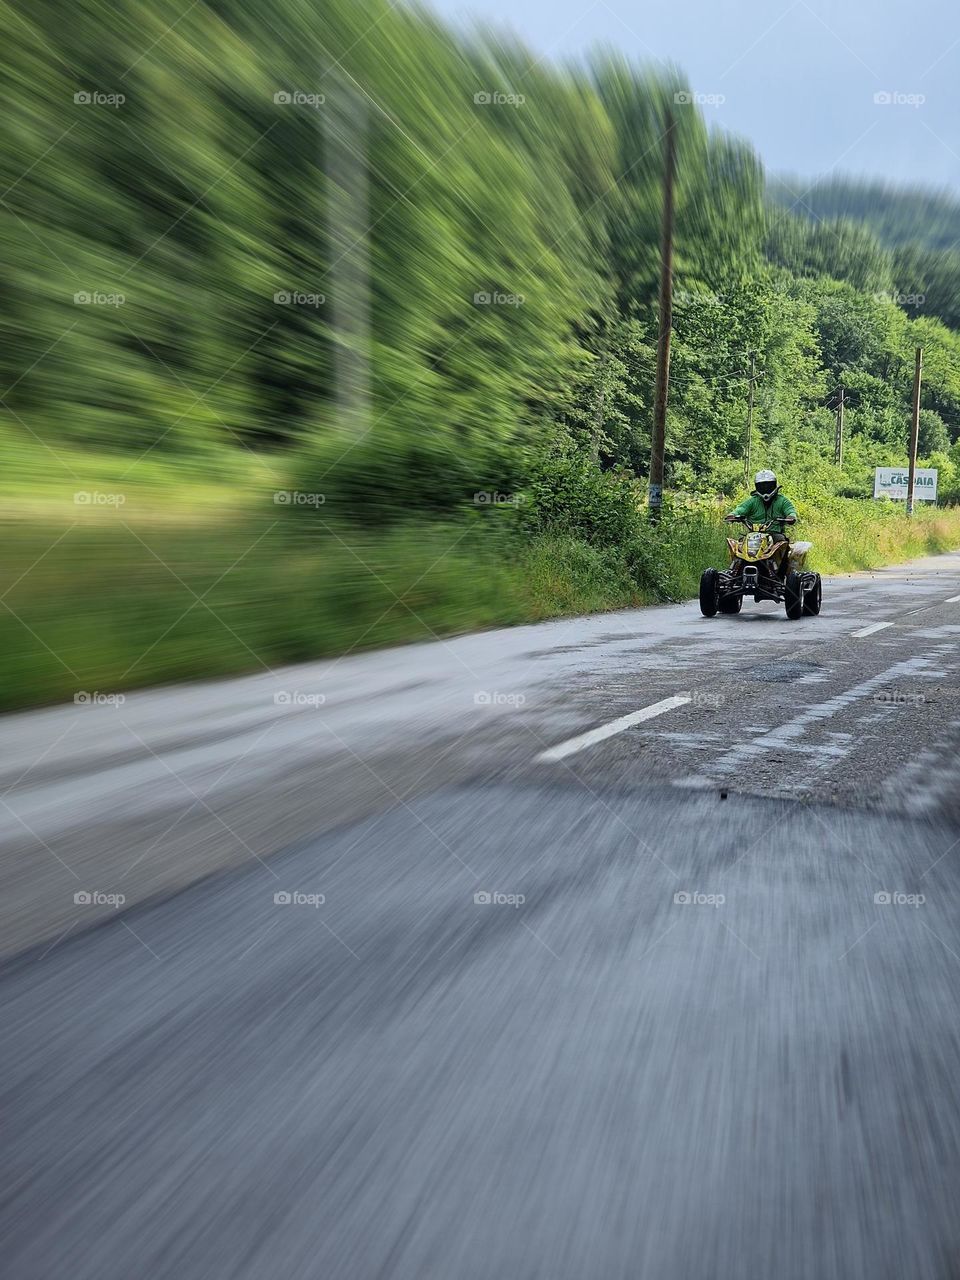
[674,653,940,791]
[946,594,960,603]
[537,695,692,762]
[851,621,894,638]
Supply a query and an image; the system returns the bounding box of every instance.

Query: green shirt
[730,492,798,524]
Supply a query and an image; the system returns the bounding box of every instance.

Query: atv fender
[788,541,812,571]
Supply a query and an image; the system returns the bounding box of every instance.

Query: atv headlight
[745,532,763,555]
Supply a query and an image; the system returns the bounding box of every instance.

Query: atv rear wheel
[718,591,742,614]
[785,570,804,620]
[802,574,822,616]
[699,568,720,617]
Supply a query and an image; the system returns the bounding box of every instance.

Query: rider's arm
[727,497,752,521]
[776,495,798,524]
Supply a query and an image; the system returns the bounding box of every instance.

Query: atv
[699,518,822,620]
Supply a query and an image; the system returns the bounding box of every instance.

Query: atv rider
[724,470,797,577]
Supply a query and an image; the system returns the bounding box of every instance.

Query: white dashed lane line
[538,594,955,762]
[536,694,692,763]
[946,594,960,603]
[851,621,894,638]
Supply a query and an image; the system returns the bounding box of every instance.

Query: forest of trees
[769,175,960,337]
[4,0,960,514]
[769,176,960,250]
[7,0,960,708]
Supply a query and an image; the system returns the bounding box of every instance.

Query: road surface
[4,550,960,1278]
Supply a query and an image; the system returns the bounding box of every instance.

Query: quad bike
[699,518,822,620]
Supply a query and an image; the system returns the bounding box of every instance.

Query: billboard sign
[873,467,938,501]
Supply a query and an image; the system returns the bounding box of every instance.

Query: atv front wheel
[699,568,720,617]
[802,574,822,616]
[718,591,742,614]
[785,571,804,620]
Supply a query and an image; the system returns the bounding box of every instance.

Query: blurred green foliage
[4,500,960,710]
[3,0,960,707]
[4,0,960,499]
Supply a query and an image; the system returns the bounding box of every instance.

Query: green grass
[663,498,960,593]
[0,514,647,710]
[801,500,960,572]
[2,498,959,712]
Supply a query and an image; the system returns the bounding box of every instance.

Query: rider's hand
[723,514,739,523]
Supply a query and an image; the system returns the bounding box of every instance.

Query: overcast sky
[428,0,960,190]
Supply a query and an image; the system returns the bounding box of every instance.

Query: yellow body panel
[730,533,787,563]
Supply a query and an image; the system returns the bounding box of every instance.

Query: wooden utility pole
[648,109,675,521]
[744,351,756,480]
[834,386,844,466]
[907,347,923,515]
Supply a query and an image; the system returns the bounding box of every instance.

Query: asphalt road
[4,551,960,1278]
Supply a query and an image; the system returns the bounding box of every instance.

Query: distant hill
[769,176,960,253]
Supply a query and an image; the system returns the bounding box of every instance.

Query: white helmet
[754,470,779,502]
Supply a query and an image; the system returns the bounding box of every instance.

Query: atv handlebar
[725,515,796,529]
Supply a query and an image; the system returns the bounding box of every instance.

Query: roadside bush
[294,430,500,521]
[520,436,646,548]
